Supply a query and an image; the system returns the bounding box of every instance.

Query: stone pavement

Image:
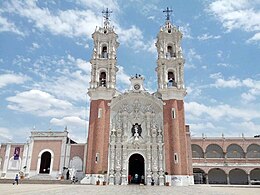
[0,184,260,195]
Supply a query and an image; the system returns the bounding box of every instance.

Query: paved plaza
[0,184,260,195]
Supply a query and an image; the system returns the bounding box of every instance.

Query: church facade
[82,10,193,186]
[1,10,260,186]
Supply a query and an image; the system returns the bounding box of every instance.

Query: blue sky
[0,0,260,143]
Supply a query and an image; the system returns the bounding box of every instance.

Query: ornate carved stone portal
[108,91,165,185]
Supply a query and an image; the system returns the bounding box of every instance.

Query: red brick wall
[86,100,110,174]
[70,144,85,160]
[163,99,191,175]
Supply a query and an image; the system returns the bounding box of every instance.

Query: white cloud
[241,78,260,102]
[186,86,202,97]
[75,0,119,11]
[31,55,90,102]
[209,74,260,102]
[0,127,13,142]
[188,48,201,61]
[185,101,260,121]
[214,77,242,88]
[217,50,223,58]
[179,23,193,39]
[189,122,216,131]
[117,65,131,89]
[117,25,146,52]
[209,72,222,79]
[4,0,101,38]
[197,33,221,40]
[247,32,260,43]
[50,116,86,127]
[217,63,232,67]
[32,42,40,49]
[2,1,155,53]
[0,73,29,88]
[67,54,91,74]
[146,39,157,54]
[231,121,260,134]
[183,48,201,69]
[207,0,260,42]
[6,89,80,117]
[210,73,242,88]
[12,55,31,67]
[0,15,24,36]
[241,92,256,102]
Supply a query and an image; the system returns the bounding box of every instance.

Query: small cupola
[130,74,145,92]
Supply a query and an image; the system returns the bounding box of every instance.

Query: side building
[191,136,260,185]
[0,130,86,181]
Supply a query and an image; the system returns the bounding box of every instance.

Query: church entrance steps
[0,178,72,184]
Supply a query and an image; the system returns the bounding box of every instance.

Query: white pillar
[2,144,11,178]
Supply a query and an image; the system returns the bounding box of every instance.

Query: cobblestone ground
[1,184,260,195]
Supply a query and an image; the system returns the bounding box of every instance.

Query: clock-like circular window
[134,84,140,90]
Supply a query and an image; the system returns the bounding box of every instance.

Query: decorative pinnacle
[102,8,112,27]
[163,7,173,21]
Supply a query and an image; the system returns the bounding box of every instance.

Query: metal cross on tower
[102,8,112,26]
[163,7,173,21]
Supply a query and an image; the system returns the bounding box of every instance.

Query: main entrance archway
[128,153,144,184]
[39,151,51,174]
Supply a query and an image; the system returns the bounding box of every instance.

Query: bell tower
[156,8,193,185]
[86,8,119,176]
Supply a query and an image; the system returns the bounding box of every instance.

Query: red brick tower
[155,8,193,185]
[86,9,119,177]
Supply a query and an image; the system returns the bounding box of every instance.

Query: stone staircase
[0,178,72,184]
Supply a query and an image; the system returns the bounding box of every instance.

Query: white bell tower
[155,7,186,100]
[85,8,119,179]
[88,8,119,100]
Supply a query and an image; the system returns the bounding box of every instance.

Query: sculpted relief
[110,95,163,143]
[108,92,165,185]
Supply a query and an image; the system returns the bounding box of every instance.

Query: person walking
[13,174,19,185]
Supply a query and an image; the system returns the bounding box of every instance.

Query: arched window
[99,72,106,87]
[192,144,204,158]
[101,46,108,58]
[247,144,260,158]
[226,144,244,158]
[205,144,224,158]
[166,45,176,59]
[167,71,177,87]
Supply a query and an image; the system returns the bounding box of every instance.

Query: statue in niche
[131,123,142,140]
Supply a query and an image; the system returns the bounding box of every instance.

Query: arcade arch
[191,144,204,158]
[247,144,260,158]
[226,144,244,158]
[229,169,247,184]
[205,144,224,158]
[208,168,227,184]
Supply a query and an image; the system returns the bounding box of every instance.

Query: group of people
[128,174,145,184]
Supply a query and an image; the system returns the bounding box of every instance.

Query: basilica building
[0,9,260,186]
